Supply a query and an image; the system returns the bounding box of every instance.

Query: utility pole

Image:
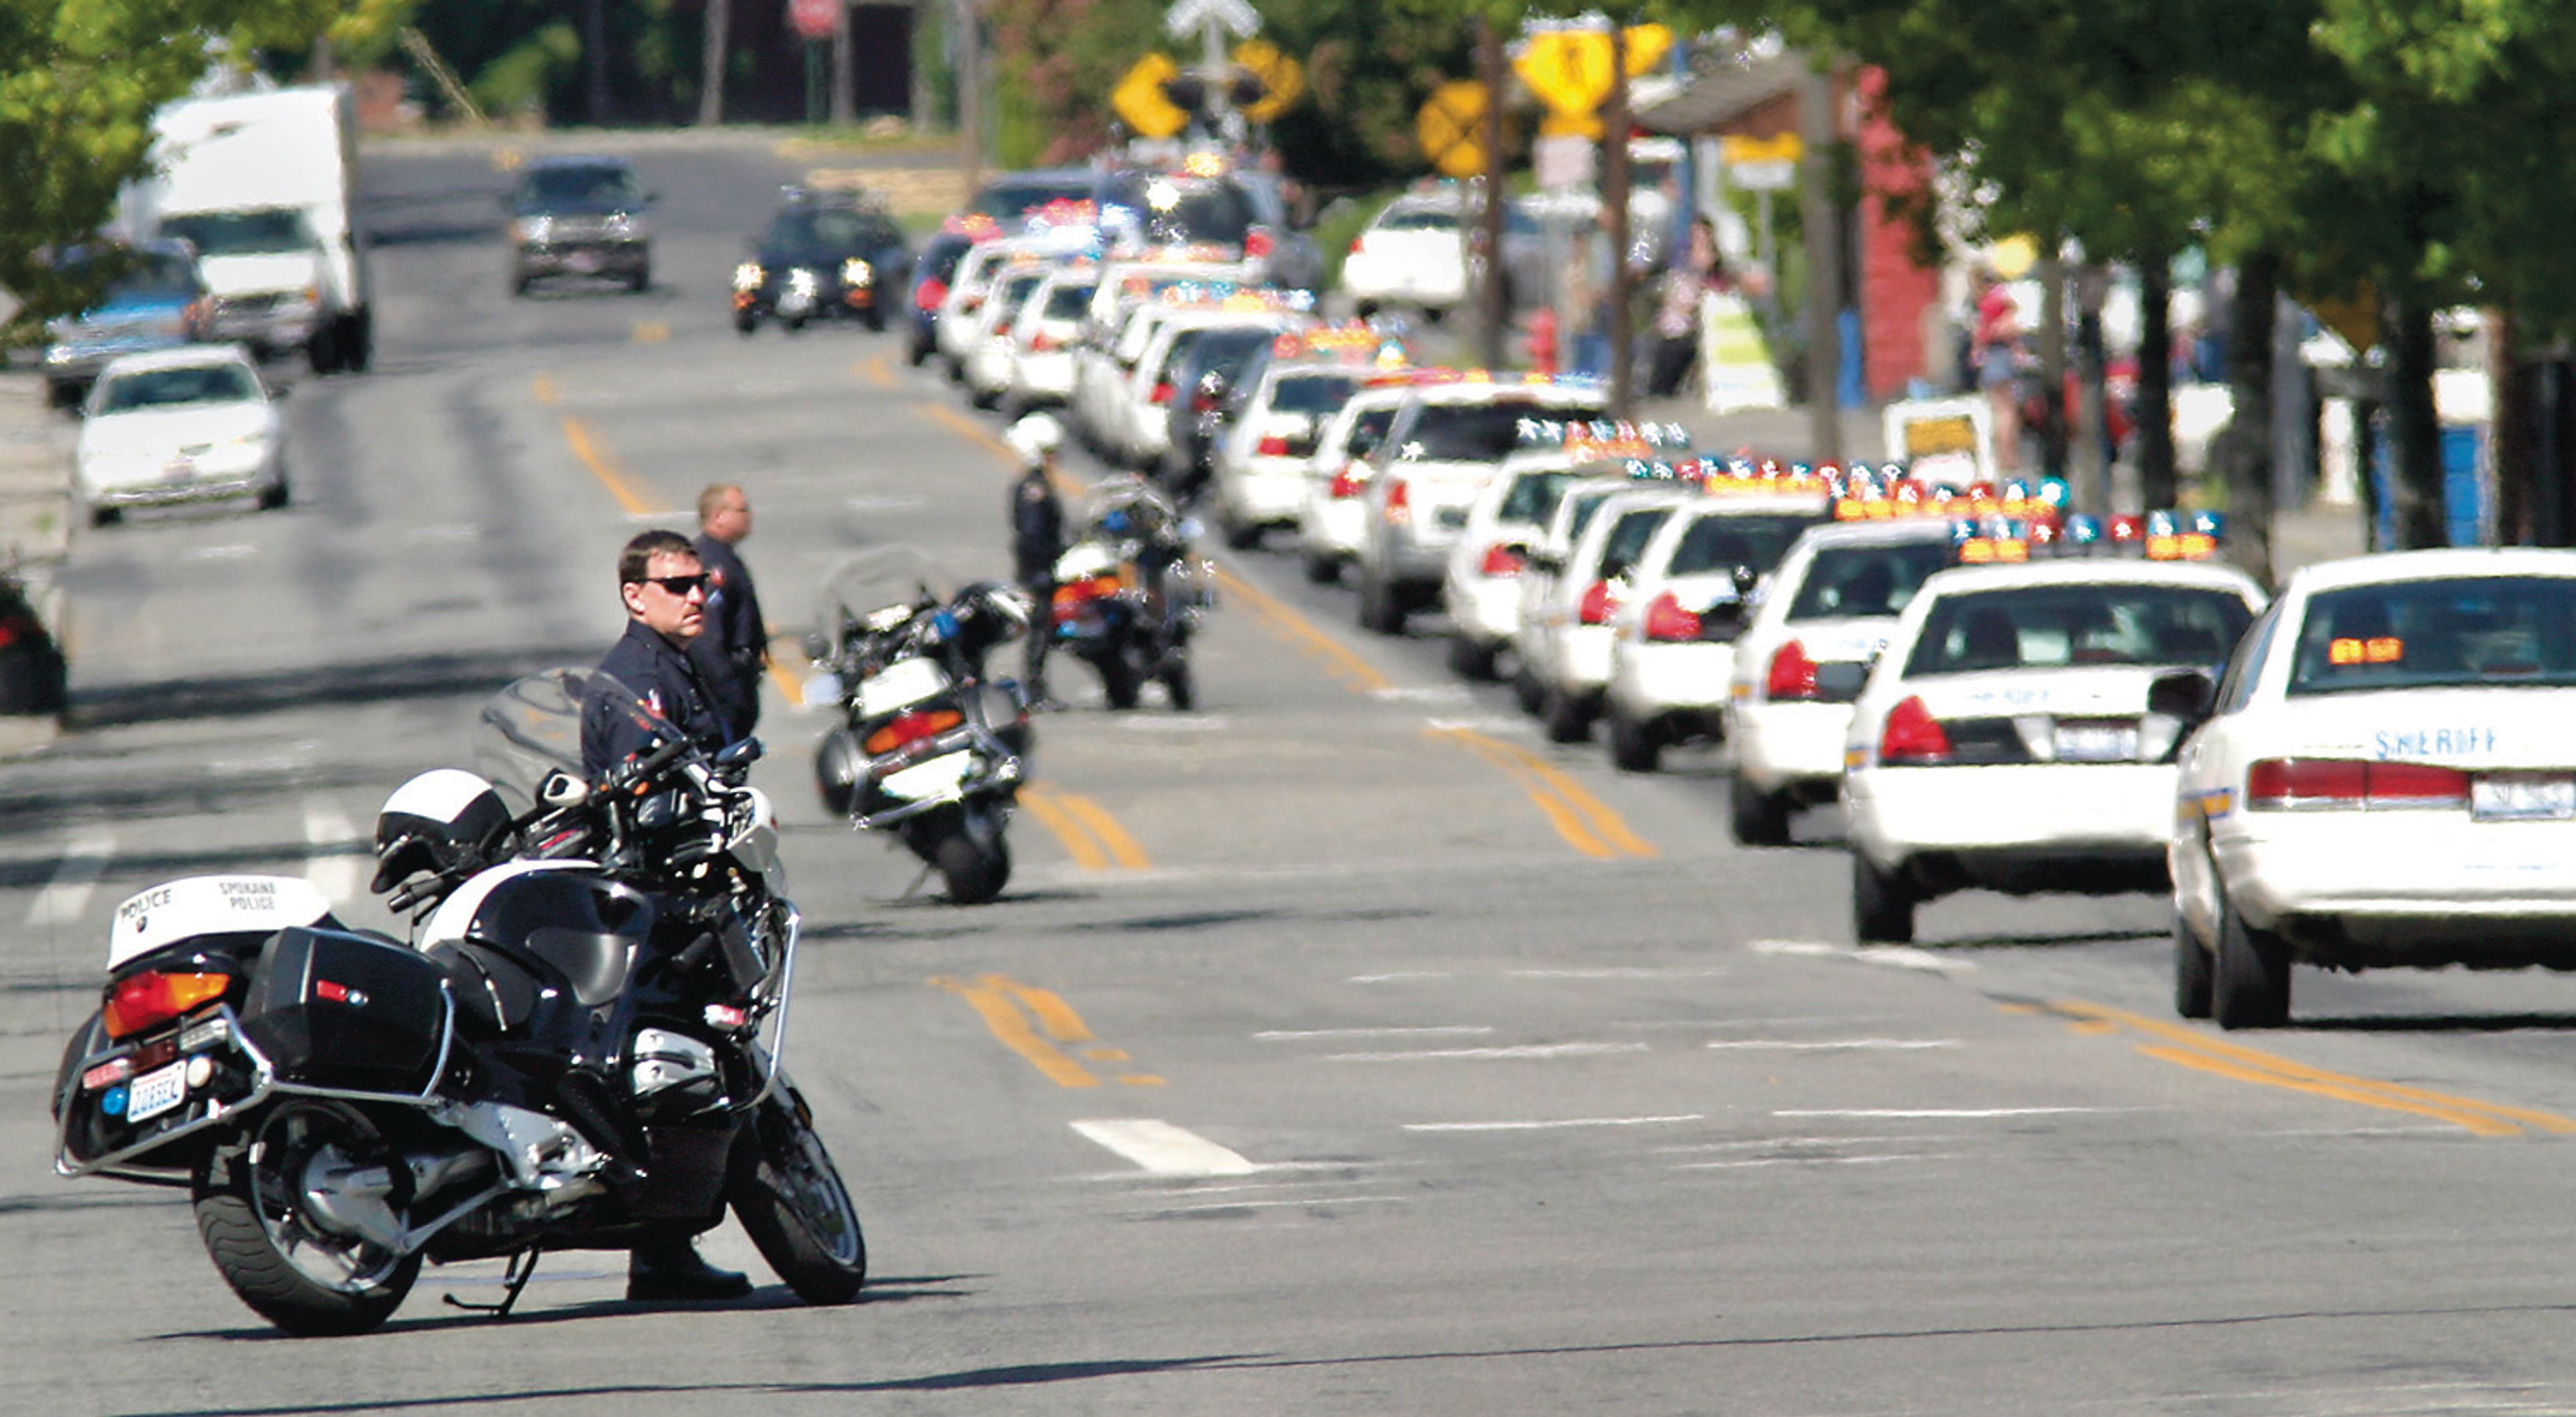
[583,0,611,123]
[698,0,729,125]
[832,1,856,125]
[954,0,982,192]
[1476,13,1507,370]
[1603,23,1633,415]
[1796,61,1841,462]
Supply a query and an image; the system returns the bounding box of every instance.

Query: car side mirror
[2147,668,2217,722]
[1813,660,1870,702]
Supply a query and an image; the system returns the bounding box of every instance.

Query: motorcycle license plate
[857,658,949,717]
[2473,774,2576,822]
[568,250,603,274]
[881,749,973,801]
[126,1061,186,1122]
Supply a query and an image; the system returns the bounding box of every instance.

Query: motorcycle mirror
[804,670,843,704]
[539,770,590,808]
[802,631,830,662]
[717,737,764,768]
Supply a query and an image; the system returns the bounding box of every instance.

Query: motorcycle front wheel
[936,831,1012,904]
[732,1089,866,1304]
[193,1100,422,1336]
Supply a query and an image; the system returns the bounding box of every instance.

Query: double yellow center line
[1018,782,1150,871]
[2037,1000,2576,1137]
[932,973,1162,1088]
[1429,726,1658,860]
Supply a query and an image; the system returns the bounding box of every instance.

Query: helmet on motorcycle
[969,579,1032,634]
[372,769,513,895]
[1006,412,1064,468]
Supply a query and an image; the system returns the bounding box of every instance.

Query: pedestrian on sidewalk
[1972,271,2025,473]
[1647,217,1720,399]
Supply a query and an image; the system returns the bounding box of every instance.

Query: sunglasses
[638,574,708,597]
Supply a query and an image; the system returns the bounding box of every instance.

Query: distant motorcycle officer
[690,483,768,741]
[1006,413,1067,709]
[578,529,754,1302]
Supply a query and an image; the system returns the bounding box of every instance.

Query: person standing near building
[1972,272,2025,474]
[690,484,767,741]
[1006,414,1067,709]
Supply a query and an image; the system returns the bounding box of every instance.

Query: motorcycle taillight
[103,971,230,1039]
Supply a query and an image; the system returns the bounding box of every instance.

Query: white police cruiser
[1843,511,2263,943]
[2169,548,2576,1027]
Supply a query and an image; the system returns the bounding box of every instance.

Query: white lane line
[1675,1153,1966,1171]
[1652,1136,1933,1153]
[1255,1026,1496,1041]
[1617,1015,1880,1032]
[25,827,116,928]
[1324,1043,1650,1062]
[1070,1119,1260,1177]
[1772,1107,2123,1120]
[302,798,366,905]
[1705,1039,1962,1052]
[183,543,257,562]
[1750,939,1976,974]
[1368,684,1473,702]
[1405,1114,1704,1133]
[1347,972,1452,984]
[1133,1196,1407,1214]
[1506,967,1731,980]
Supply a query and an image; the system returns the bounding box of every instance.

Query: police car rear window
[1902,584,2253,677]
[1403,400,1610,462]
[1044,284,1095,319]
[1788,541,1953,621]
[2288,576,2576,695]
[1271,373,1360,415]
[1598,507,1678,580]
[1499,470,1575,525]
[1668,513,1815,578]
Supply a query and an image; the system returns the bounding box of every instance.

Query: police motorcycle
[806,547,1034,905]
[49,670,865,1336]
[1048,474,1216,711]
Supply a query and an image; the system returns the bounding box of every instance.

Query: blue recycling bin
[2369,419,2485,548]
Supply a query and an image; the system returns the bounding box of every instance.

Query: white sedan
[1843,556,2265,944]
[77,346,288,526]
[2171,549,2576,1027]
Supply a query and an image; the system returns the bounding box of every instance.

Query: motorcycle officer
[1006,414,1067,711]
[690,484,768,741]
[579,528,754,1302]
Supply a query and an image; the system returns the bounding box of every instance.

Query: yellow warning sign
[1113,54,1189,140]
[1233,39,1304,123]
[1417,79,1487,178]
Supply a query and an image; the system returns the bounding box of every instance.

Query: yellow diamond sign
[1417,79,1488,179]
[1514,25,1673,123]
[1234,39,1305,123]
[1113,53,1189,140]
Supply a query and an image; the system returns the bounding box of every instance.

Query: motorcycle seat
[431,941,541,1036]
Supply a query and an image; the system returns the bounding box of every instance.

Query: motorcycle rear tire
[1099,653,1142,711]
[193,1102,422,1336]
[937,833,1011,904]
[732,1091,867,1304]
[1160,658,1195,711]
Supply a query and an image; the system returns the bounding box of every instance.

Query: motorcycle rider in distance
[1006,414,1067,711]
[1083,474,1189,613]
[580,527,754,1302]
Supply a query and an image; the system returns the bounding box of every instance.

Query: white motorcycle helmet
[1006,411,1063,468]
[371,768,513,896]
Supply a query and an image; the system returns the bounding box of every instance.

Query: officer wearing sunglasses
[581,528,733,784]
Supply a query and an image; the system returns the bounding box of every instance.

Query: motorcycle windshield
[1075,473,1181,545]
[475,669,677,810]
[814,547,957,660]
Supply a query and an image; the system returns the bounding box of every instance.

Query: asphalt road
[8,134,2576,1416]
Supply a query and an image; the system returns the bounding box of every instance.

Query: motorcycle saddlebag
[240,927,449,1096]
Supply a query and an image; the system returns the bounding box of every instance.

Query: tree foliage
[0,0,339,328]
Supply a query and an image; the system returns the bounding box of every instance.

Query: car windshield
[1499,470,1575,525]
[1377,205,1457,233]
[1595,506,1677,580]
[1105,176,1254,246]
[1787,541,1955,620]
[1271,372,1360,416]
[109,254,199,301]
[98,363,260,411]
[1402,399,1609,463]
[2288,575,2576,694]
[158,209,311,257]
[1667,513,1817,578]
[521,165,643,208]
[968,178,1095,220]
[1904,584,2254,676]
[765,207,892,253]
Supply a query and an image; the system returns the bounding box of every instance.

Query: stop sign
[788,0,837,41]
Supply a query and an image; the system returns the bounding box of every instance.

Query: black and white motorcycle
[50,670,865,1335]
[808,547,1033,904]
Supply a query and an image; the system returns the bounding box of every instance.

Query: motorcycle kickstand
[443,1244,543,1318]
[897,857,938,903]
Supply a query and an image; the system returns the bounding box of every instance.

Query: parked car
[40,240,210,409]
[505,156,654,295]
[76,346,288,525]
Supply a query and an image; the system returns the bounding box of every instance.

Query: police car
[1206,327,1387,549]
[1842,510,2263,943]
[2169,548,2576,1027]
[999,266,1098,414]
[1509,475,1639,714]
[1724,509,1974,843]
[1521,482,1697,741]
[1295,373,1447,585]
[1601,462,1831,771]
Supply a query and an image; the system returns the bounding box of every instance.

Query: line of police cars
[906,165,2576,1034]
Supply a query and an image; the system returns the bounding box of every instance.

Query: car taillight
[1246,228,1275,259]
[1642,591,1701,641]
[1257,435,1292,457]
[1150,382,1175,405]
[916,277,948,309]
[992,321,1012,339]
[863,708,965,757]
[1878,695,1951,765]
[1383,478,1411,524]
[1030,332,1058,352]
[1766,639,1819,700]
[1577,580,1617,626]
[1330,464,1366,498]
[1479,543,1525,578]
[2245,758,2467,810]
[1349,236,1365,256]
[103,970,230,1039]
[0,614,34,650]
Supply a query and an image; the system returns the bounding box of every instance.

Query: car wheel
[1301,549,1340,586]
[88,504,120,529]
[735,313,759,335]
[906,336,930,367]
[511,273,533,297]
[1222,511,1262,552]
[1354,300,1379,321]
[2174,908,2214,1020]
[1358,571,1407,635]
[1727,773,1791,847]
[1852,851,1916,944]
[627,268,651,294]
[967,383,999,411]
[863,310,885,333]
[2211,893,2290,1029]
[1511,660,1545,716]
[256,474,289,512]
[1607,710,1662,772]
[1540,684,1593,744]
[1446,632,1497,681]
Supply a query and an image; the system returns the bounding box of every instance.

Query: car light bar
[1517,418,1695,460]
[1947,508,2227,564]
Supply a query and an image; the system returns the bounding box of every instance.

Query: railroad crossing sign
[1417,80,1489,180]
[1165,0,1257,42]
[1113,53,1191,140]
[787,0,837,42]
[1233,39,1305,123]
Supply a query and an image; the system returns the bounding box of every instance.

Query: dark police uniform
[690,532,767,739]
[1010,466,1065,697]
[582,619,729,780]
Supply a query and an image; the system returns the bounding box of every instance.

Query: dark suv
[506,156,655,295]
[732,191,912,333]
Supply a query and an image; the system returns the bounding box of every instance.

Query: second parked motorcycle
[1048,474,1216,711]
[808,548,1034,904]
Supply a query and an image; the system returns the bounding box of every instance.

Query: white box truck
[126,84,373,374]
